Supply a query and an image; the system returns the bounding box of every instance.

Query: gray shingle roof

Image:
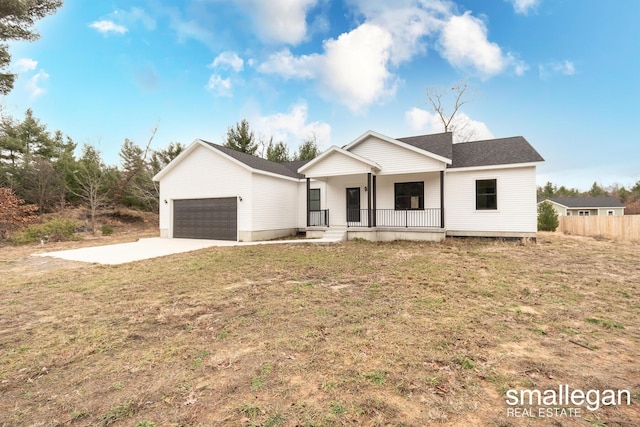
[449,136,544,168]
[544,196,625,208]
[200,133,543,179]
[201,140,305,179]
[396,132,453,160]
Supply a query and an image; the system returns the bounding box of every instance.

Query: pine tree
[537,201,559,232]
[0,0,63,94]
[266,140,290,163]
[294,135,320,161]
[224,119,258,155]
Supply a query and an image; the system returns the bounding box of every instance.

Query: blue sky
[2,0,639,190]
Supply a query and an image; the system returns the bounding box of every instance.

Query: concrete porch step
[322,228,347,242]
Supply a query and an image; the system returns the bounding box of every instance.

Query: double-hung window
[394,182,424,210]
[476,179,497,210]
[309,189,320,211]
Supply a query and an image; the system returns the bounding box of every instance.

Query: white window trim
[475,177,499,212]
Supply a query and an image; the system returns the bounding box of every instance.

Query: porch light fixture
[239,196,243,202]
[164,199,168,204]
[364,186,368,192]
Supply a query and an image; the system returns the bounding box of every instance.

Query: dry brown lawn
[0,232,639,426]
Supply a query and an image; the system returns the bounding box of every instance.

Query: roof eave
[446,161,544,172]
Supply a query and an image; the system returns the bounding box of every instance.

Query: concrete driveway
[35,236,334,265]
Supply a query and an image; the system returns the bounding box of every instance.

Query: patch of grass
[135,422,156,427]
[264,413,285,427]
[363,371,386,385]
[250,364,273,391]
[585,317,624,329]
[191,350,210,370]
[100,400,137,426]
[458,357,476,370]
[329,401,347,415]
[110,382,124,391]
[321,381,337,391]
[238,403,262,418]
[251,376,266,391]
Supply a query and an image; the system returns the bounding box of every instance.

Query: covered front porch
[303,169,446,242]
[297,141,448,242]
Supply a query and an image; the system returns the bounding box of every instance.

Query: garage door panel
[173,198,237,240]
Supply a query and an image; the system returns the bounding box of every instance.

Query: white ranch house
[153,131,544,242]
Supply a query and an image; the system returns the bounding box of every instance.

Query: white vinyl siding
[251,173,300,231]
[158,144,251,237]
[349,135,447,174]
[302,151,374,177]
[445,166,537,233]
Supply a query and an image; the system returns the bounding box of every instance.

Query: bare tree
[70,145,110,235]
[426,81,477,142]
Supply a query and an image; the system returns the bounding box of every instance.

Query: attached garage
[173,197,237,240]
[154,140,305,241]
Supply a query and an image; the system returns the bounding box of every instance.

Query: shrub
[537,201,559,231]
[11,217,78,244]
[101,224,114,235]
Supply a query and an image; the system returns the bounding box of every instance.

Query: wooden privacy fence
[558,215,640,241]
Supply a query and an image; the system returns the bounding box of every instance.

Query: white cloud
[507,0,541,15]
[210,52,244,72]
[259,24,397,113]
[205,75,232,96]
[14,58,38,72]
[539,60,576,79]
[318,23,397,113]
[406,107,436,131]
[113,7,157,30]
[346,0,448,65]
[437,12,519,79]
[251,102,331,151]
[89,20,128,35]
[258,49,317,79]
[258,1,526,111]
[26,70,49,99]
[514,59,529,76]
[235,0,318,45]
[553,60,576,75]
[405,107,494,142]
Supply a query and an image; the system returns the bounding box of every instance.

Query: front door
[346,187,361,223]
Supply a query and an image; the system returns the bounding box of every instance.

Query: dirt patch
[0,232,639,426]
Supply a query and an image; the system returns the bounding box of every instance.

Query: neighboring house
[538,197,625,217]
[153,131,544,242]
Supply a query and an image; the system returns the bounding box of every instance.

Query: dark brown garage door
[173,198,237,240]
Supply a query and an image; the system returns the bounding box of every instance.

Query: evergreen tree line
[537,180,640,214]
[0,109,184,215]
[223,119,320,162]
[0,112,323,219]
